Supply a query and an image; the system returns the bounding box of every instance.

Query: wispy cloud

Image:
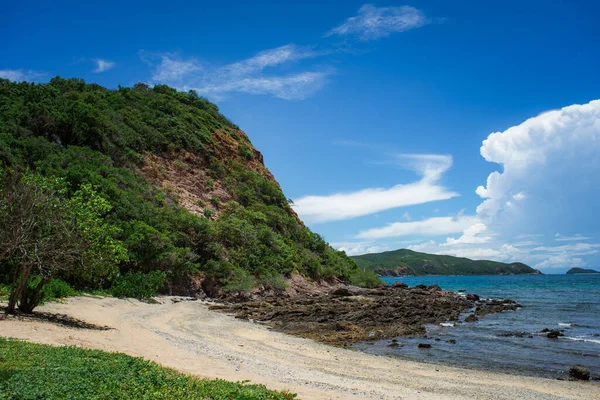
[0,69,46,82]
[325,4,429,41]
[357,214,477,240]
[554,233,591,242]
[331,241,389,256]
[93,59,115,73]
[293,154,458,223]
[144,45,331,100]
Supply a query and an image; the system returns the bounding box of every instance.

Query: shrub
[206,177,214,190]
[349,268,382,288]
[238,144,254,160]
[203,208,216,219]
[37,278,76,303]
[111,271,166,299]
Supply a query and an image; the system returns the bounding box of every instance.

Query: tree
[0,172,127,313]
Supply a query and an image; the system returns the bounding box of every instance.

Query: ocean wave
[558,323,573,327]
[565,336,600,345]
[440,322,455,327]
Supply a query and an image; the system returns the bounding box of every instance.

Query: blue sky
[2,1,600,273]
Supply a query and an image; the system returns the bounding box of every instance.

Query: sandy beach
[1,296,598,400]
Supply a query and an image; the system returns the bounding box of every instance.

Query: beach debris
[418,343,432,348]
[569,364,590,380]
[464,314,479,323]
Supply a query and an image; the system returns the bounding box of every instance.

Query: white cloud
[150,55,201,81]
[293,154,458,223]
[554,233,591,242]
[534,253,585,270]
[0,69,45,82]
[476,100,600,220]
[144,45,330,100]
[326,4,429,41]
[357,214,477,240]
[407,240,524,261]
[331,241,388,256]
[532,243,600,254]
[513,240,542,247]
[93,59,115,73]
[442,222,491,246]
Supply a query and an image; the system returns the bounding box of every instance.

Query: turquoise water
[354,274,600,379]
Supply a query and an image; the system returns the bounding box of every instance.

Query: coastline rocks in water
[569,365,590,380]
[447,339,457,344]
[543,329,565,339]
[474,299,522,316]
[210,284,492,346]
[466,294,480,301]
[210,284,522,346]
[498,331,529,338]
[464,314,479,323]
[418,343,432,348]
[391,282,408,289]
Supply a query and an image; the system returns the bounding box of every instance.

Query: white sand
[1,296,598,400]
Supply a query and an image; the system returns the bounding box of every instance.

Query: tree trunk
[18,274,52,313]
[6,264,31,314]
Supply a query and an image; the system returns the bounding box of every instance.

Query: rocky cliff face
[140,128,300,224]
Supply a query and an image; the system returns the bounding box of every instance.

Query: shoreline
[1,296,598,399]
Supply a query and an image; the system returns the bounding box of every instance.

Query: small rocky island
[566,267,600,274]
[351,248,542,276]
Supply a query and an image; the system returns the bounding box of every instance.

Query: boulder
[569,365,590,380]
[546,330,564,339]
[464,314,479,323]
[427,284,442,292]
[466,294,480,301]
[391,282,408,289]
[331,287,353,297]
[418,343,431,348]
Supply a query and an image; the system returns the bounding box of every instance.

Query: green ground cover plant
[0,338,295,399]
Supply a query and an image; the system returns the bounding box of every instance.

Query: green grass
[0,338,296,399]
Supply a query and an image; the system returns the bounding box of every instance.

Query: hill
[0,77,380,309]
[351,249,541,276]
[566,267,600,274]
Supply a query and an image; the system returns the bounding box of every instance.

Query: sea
[354,274,600,380]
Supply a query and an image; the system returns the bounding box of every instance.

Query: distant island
[351,249,542,276]
[566,267,600,274]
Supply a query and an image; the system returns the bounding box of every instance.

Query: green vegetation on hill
[0,77,379,312]
[566,267,599,274]
[0,338,295,399]
[352,249,540,276]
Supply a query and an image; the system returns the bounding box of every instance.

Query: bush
[349,268,382,288]
[111,271,166,299]
[38,278,76,303]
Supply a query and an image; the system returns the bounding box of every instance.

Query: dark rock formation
[464,314,479,323]
[569,365,590,380]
